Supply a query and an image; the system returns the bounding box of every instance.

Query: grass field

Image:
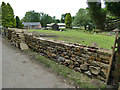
[28,29,115,49]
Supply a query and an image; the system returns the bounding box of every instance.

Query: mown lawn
[28,29,115,49]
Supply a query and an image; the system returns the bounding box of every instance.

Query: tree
[105,2,120,29]
[60,14,66,23]
[72,8,92,30]
[105,2,120,17]
[55,19,60,23]
[0,5,2,26]
[1,2,16,28]
[87,2,106,31]
[15,16,23,29]
[65,13,72,28]
[40,12,56,27]
[23,10,40,22]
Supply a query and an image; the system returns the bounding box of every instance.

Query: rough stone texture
[80,64,88,71]
[20,42,29,50]
[84,71,92,76]
[74,67,81,72]
[6,28,112,81]
[89,66,100,75]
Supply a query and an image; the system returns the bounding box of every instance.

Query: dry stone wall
[7,28,112,81]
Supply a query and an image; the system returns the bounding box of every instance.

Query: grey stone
[84,71,92,76]
[57,56,65,62]
[20,42,29,50]
[89,66,100,75]
[74,67,81,72]
[65,59,73,65]
[80,64,88,71]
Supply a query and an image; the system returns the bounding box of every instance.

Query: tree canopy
[60,14,66,23]
[73,8,92,30]
[105,2,120,17]
[1,2,16,28]
[22,11,56,27]
[87,2,106,31]
[40,12,56,27]
[22,10,40,22]
[15,16,23,29]
[65,13,72,28]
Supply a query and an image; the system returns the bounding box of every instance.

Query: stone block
[80,64,88,71]
[89,66,100,75]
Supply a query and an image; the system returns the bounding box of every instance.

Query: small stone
[65,59,73,65]
[64,56,69,59]
[101,69,108,77]
[70,57,76,61]
[57,57,65,62]
[84,71,92,76]
[89,66,100,75]
[80,64,88,71]
[74,62,79,67]
[68,65,74,69]
[74,67,81,72]
[20,42,28,50]
[51,53,56,58]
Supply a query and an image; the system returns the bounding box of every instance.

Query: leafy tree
[0,5,2,26]
[15,16,23,29]
[73,8,92,30]
[105,2,120,17]
[105,2,120,29]
[40,12,56,27]
[1,2,16,28]
[87,2,106,31]
[23,10,40,22]
[60,14,66,23]
[65,13,72,28]
[55,19,60,23]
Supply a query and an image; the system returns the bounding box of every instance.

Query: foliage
[87,2,106,31]
[1,2,16,28]
[105,2,120,29]
[72,8,93,30]
[40,12,56,27]
[60,14,66,23]
[105,2,120,17]
[22,10,40,22]
[0,6,2,26]
[22,11,56,27]
[55,19,60,23]
[65,13,72,28]
[15,16,23,29]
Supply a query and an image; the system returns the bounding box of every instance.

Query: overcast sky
[1,0,105,19]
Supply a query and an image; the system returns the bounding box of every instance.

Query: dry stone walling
[7,28,112,81]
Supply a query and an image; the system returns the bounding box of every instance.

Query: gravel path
[2,38,74,88]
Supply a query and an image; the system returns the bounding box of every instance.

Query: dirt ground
[2,38,74,88]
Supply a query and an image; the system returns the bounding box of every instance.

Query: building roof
[22,22,41,26]
[47,23,56,27]
[57,23,65,26]
[112,28,120,32]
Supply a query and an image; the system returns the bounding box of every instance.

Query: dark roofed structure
[22,22,42,29]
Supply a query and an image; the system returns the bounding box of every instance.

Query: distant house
[46,23,65,30]
[22,22,42,29]
[57,23,65,29]
[46,23,59,30]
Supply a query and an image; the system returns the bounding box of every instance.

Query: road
[2,37,74,88]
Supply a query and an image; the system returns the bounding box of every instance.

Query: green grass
[28,29,115,49]
[24,49,105,88]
